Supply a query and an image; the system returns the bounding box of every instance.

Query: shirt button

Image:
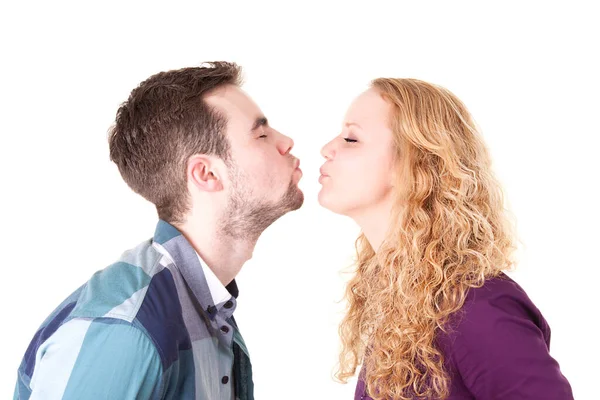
[220,325,230,334]
[222,376,229,384]
[224,300,234,309]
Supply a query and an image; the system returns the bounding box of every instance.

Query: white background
[1,1,598,398]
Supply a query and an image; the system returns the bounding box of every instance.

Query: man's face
[205,85,304,239]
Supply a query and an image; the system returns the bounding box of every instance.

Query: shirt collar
[196,252,232,306]
[152,220,238,315]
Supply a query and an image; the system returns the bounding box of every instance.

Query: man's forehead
[204,85,260,122]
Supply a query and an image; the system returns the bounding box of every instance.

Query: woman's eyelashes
[344,137,358,143]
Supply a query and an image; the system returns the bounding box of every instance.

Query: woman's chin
[318,190,349,216]
[317,189,328,208]
[317,189,335,210]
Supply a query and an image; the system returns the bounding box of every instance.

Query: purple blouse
[354,274,573,399]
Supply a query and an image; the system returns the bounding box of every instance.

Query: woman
[318,79,573,399]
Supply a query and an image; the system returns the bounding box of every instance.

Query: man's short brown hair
[108,62,242,223]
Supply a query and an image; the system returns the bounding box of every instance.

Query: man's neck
[174,217,257,286]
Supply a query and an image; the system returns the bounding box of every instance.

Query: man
[14,62,304,399]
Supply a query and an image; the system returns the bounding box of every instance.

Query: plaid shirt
[14,220,254,400]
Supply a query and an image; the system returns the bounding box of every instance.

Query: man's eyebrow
[251,116,269,131]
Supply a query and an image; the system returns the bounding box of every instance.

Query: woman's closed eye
[344,138,357,143]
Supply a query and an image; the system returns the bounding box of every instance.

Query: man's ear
[187,155,224,192]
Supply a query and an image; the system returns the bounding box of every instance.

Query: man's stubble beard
[220,163,304,242]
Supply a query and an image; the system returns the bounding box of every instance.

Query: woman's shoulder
[437,277,573,398]
[464,272,532,306]
[443,272,551,345]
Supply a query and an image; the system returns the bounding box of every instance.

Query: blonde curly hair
[335,78,517,399]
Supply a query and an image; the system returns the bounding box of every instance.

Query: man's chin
[289,189,304,211]
[283,178,304,207]
[279,187,304,214]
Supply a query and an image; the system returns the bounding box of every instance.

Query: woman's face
[318,88,396,217]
